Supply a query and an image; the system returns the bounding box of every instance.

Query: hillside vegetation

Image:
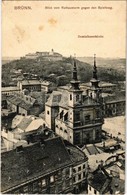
[2,57,125,87]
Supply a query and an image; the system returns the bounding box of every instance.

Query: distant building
[25,49,63,61]
[17,79,55,93]
[2,86,20,96]
[105,153,125,181]
[7,90,46,116]
[45,55,104,146]
[80,81,125,117]
[17,80,42,92]
[25,53,38,59]
[87,152,125,195]
[81,82,117,94]
[103,95,125,117]
[88,167,112,195]
[1,137,88,194]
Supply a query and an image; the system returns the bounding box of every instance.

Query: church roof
[59,91,69,108]
[45,91,62,107]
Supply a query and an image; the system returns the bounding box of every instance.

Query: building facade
[1,137,88,194]
[2,86,20,96]
[45,56,104,146]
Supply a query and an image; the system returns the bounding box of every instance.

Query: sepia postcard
[1,0,126,194]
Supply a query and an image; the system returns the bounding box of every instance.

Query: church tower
[90,54,101,101]
[68,59,83,107]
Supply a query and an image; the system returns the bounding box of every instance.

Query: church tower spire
[70,58,80,90]
[68,57,83,107]
[91,54,99,88]
[93,54,98,80]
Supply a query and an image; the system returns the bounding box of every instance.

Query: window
[74,111,80,121]
[50,176,54,183]
[73,177,76,182]
[23,185,28,193]
[74,132,80,144]
[70,94,72,100]
[14,189,20,193]
[78,174,81,180]
[33,181,38,192]
[94,189,97,194]
[60,110,64,119]
[65,168,70,176]
[85,115,90,123]
[89,186,91,191]
[78,166,81,171]
[83,171,86,178]
[76,95,79,101]
[28,184,33,192]
[41,179,46,187]
[83,164,85,169]
[47,110,49,115]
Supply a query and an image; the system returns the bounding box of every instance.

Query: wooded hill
[2,56,125,87]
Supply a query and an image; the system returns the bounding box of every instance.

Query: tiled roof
[2,87,20,92]
[7,96,33,110]
[7,96,22,106]
[20,80,41,85]
[59,91,69,108]
[104,93,125,103]
[18,100,32,110]
[17,117,33,131]
[88,167,112,193]
[82,96,99,106]
[11,115,25,129]
[24,118,46,132]
[46,91,62,106]
[29,91,45,105]
[12,115,46,132]
[64,140,88,163]
[1,137,72,193]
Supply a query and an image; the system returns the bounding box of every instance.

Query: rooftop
[81,82,116,88]
[12,115,46,132]
[88,167,112,193]
[19,79,41,85]
[1,137,72,193]
[46,91,62,107]
[2,87,20,92]
[64,140,88,163]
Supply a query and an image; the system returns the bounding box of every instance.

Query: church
[45,55,104,146]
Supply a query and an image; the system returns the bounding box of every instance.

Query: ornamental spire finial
[93,54,98,80]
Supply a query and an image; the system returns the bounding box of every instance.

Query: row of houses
[1,136,88,194]
[2,79,55,96]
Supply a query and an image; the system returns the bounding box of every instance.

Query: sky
[2,1,126,58]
